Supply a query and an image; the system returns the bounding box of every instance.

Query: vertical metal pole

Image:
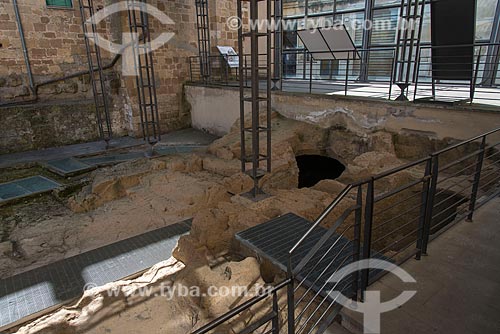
[413,47,422,101]
[422,155,439,255]
[393,0,406,84]
[12,0,35,96]
[345,54,350,96]
[267,0,272,173]
[360,0,374,82]
[416,158,432,260]
[352,185,363,301]
[250,0,260,197]
[467,136,487,222]
[238,0,246,173]
[287,262,295,334]
[273,0,283,90]
[360,178,375,299]
[309,54,313,94]
[389,51,395,99]
[471,46,483,103]
[303,50,307,80]
[272,291,279,334]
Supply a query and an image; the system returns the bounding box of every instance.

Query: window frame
[46,0,73,10]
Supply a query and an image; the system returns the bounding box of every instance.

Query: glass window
[371,8,399,45]
[336,0,365,12]
[374,0,401,7]
[308,0,334,15]
[339,11,364,46]
[476,0,498,41]
[46,0,72,8]
[283,0,306,17]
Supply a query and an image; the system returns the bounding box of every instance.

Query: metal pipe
[12,0,35,96]
[0,38,131,108]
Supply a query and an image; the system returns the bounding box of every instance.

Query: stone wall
[0,0,115,100]
[185,84,500,143]
[0,0,241,150]
[0,100,99,154]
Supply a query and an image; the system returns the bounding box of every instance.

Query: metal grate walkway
[236,213,388,300]
[0,219,192,330]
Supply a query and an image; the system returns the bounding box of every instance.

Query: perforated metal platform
[236,213,389,299]
[0,219,192,330]
[0,176,61,204]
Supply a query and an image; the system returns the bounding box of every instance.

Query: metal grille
[127,0,161,146]
[393,0,426,100]
[0,220,192,330]
[237,0,273,197]
[195,0,211,81]
[78,0,113,146]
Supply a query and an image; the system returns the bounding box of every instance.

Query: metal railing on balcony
[414,43,500,105]
[190,127,500,334]
[188,43,500,106]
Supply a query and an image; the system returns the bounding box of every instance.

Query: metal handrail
[432,127,500,155]
[287,184,353,258]
[191,278,291,334]
[191,127,500,334]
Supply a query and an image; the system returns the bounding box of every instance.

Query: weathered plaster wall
[185,84,500,143]
[0,101,99,154]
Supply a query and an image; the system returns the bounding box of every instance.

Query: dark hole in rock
[296,155,346,188]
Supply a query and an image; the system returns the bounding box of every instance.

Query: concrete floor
[340,196,500,334]
[0,128,218,169]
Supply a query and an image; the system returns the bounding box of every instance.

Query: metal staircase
[195,0,211,82]
[126,0,161,148]
[237,0,273,198]
[393,0,426,100]
[78,0,113,147]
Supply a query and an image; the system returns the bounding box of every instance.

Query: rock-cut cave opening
[296,155,346,188]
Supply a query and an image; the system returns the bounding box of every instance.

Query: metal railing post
[345,55,350,96]
[389,51,396,100]
[471,46,483,102]
[352,185,363,301]
[413,47,422,101]
[416,158,432,260]
[360,178,375,299]
[467,136,487,222]
[422,155,439,255]
[286,260,295,334]
[309,54,313,94]
[272,291,279,334]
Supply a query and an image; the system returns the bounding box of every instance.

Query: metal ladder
[126,0,161,148]
[237,0,273,198]
[195,0,211,82]
[78,0,113,146]
[393,0,426,100]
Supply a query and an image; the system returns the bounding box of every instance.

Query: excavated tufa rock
[8,111,483,333]
[13,258,186,334]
